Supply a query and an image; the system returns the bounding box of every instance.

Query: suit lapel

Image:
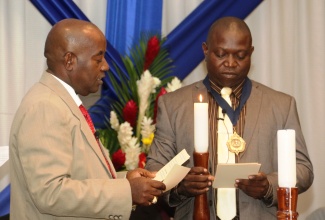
[39,72,113,176]
[241,81,263,158]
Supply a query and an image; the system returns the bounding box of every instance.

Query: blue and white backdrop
[1,0,325,218]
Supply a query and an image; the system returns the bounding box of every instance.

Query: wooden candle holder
[193,152,210,220]
[277,187,299,220]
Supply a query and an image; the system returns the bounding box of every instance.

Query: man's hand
[126,168,156,179]
[127,170,165,206]
[235,172,269,199]
[177,167,214,197]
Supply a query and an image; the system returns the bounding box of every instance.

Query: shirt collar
[209,79,245,100]
[50,73,82,106]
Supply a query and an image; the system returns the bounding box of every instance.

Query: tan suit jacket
[146,80,313,220]
[10,72,132,220]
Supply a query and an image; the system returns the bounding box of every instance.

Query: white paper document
[162,164,190,191]
[153,149,190,191]
[213,163,261,188]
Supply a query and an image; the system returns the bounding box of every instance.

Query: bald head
[43,18,109,95]
[206,17,252,46]
[202,16,254,87]
[44,18,104,75]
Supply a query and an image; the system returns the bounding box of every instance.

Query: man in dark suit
[9,19,165,220]
[146,16,313,220]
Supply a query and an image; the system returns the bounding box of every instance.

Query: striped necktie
[79,105,116,179]
[217,87,236,220]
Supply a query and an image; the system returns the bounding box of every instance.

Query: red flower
[112,149,126,171]
[123,100,138,128]
[154,87,167,123]
[138,152,147,168]
[144,36,160,70]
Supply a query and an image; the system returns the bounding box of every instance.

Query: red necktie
[79,105,116,178]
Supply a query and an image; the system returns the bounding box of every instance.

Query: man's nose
[224,55,237,67]
[101,59,109,71]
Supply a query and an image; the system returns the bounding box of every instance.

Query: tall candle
[194,95,209,153]
[277,129,296,187]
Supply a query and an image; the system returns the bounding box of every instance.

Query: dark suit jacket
[10,72,132,220]
[146,80,313,220]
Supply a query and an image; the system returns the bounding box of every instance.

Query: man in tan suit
[146,17,313,219]
[9,19,165,220]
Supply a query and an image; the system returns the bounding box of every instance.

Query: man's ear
[250,46,255,55]
[202,42,208,60]
[64,52,75,71]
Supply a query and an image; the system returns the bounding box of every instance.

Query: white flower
[152,77,161,93]
[137,70,161,100]
[136,70,161,137]
[117,122,133,151]
[141,116,155,139]
[128,137,140,149]
[124,138,141,170]
[166,77,182,92]
[137,70,161,94]
[109,111,120,131]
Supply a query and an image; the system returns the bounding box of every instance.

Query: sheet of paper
[154,149,190,181]
[213,163,261,188]
[162,164,190,192]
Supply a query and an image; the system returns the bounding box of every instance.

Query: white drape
[1,0,324,218]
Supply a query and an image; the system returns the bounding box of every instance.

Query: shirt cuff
[262,180,273,206]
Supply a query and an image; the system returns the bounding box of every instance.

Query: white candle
[277,129,296,187]
[194,95,209,153]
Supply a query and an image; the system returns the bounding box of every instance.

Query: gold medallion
[226,132,246,156]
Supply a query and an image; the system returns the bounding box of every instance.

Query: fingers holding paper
[128,176,166,206]
[235,172,269,199]
[126,168,156,179]
[177,167,214,197]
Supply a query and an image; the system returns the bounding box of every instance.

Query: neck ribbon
[203,76,252,126]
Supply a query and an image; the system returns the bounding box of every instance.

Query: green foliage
[100,35,174,156]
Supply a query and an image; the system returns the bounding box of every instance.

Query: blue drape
[0,185,10,217]
[106,1,162,56]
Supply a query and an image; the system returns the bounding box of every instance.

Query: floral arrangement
[98,35,182,171]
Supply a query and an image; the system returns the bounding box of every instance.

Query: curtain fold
[30,0,88,25]
[106,1,162,56]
